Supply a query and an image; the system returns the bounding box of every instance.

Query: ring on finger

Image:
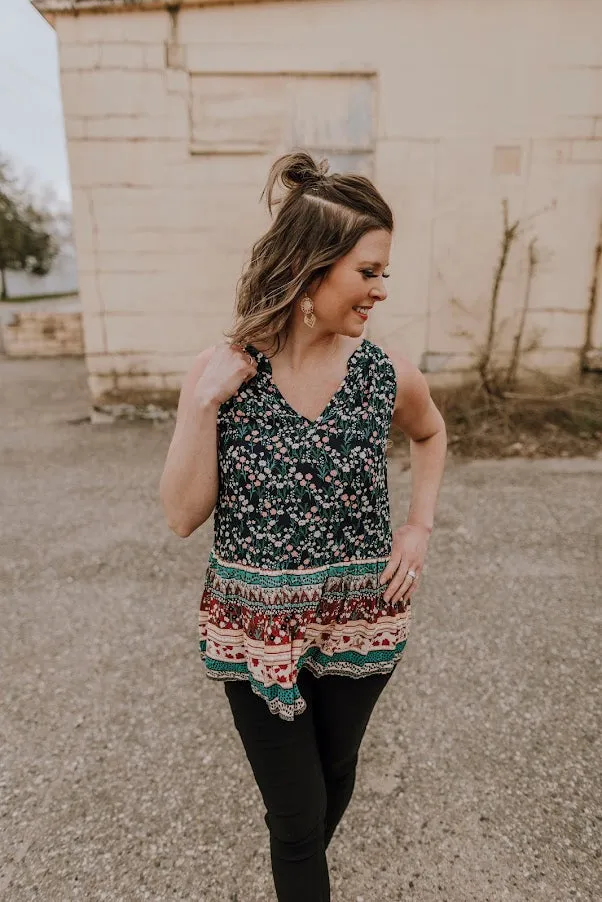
[400,573,418,600]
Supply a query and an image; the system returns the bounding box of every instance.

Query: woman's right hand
[193,341,258,408]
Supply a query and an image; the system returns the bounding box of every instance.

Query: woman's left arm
[379,350,448,605]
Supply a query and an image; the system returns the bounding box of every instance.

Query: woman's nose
[370,279,388,302]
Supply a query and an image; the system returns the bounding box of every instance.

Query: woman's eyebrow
[358,261,390,269]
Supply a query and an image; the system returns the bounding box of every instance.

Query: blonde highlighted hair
[224,151,394,356]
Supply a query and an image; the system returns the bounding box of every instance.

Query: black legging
[224,665,396,901]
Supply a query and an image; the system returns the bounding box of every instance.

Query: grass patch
[0,291,79,304]
[392,376,602,459]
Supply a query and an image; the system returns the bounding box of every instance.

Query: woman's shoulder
[370,340,431,410]
[369,339,415,373]
[364,338,408,372]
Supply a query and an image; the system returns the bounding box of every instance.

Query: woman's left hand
[379,524,431,605]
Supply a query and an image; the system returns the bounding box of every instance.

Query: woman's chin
[344,316,367,334]
[332,315,366,338]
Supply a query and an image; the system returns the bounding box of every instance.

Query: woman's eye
[362,270,390,279]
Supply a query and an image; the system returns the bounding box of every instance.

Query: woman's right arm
[159,347,220,537]
[159,342,258,537]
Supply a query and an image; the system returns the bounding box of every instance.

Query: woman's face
[310,229,391,336]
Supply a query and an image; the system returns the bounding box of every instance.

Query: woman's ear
[306,270,327,296]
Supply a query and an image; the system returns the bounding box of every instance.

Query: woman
[160,152,447,901]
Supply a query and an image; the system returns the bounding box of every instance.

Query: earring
[300,295,316,329]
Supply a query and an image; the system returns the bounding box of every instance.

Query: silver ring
[407,569,417,580]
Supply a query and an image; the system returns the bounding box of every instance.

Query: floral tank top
[198,338,411,720]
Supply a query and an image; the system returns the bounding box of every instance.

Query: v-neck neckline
[250,338,366,426]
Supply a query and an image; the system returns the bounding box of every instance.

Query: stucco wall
[52,0,602,401]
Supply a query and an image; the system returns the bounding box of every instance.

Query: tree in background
[0,156,62,300]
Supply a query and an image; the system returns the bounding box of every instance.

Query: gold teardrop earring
[300,295,316,329]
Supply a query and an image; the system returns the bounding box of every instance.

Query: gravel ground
[1,356,600,902]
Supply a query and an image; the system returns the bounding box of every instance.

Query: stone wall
[1,312,84,358]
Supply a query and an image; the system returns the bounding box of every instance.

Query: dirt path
[1,356,600,901]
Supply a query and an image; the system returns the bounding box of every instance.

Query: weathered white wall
[51,0,602,401]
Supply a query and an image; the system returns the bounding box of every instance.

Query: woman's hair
[224,151,394,355]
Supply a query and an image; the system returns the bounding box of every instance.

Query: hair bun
[262,151,329,213]
[279,152,328,188]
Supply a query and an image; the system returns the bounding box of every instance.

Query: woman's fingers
[380,524,429,605]
[396,572,420,604]
[383,559,408,602]
[230,343,257,382]
[383,562,420,604]
[401,576,420,600]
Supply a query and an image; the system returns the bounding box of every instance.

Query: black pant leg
[311,668,396,849]
[224,672,330,902]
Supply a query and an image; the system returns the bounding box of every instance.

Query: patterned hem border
[208,548,391,578]
[199,640,408,721]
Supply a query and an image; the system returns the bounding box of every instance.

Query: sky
[0,0,72,205]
